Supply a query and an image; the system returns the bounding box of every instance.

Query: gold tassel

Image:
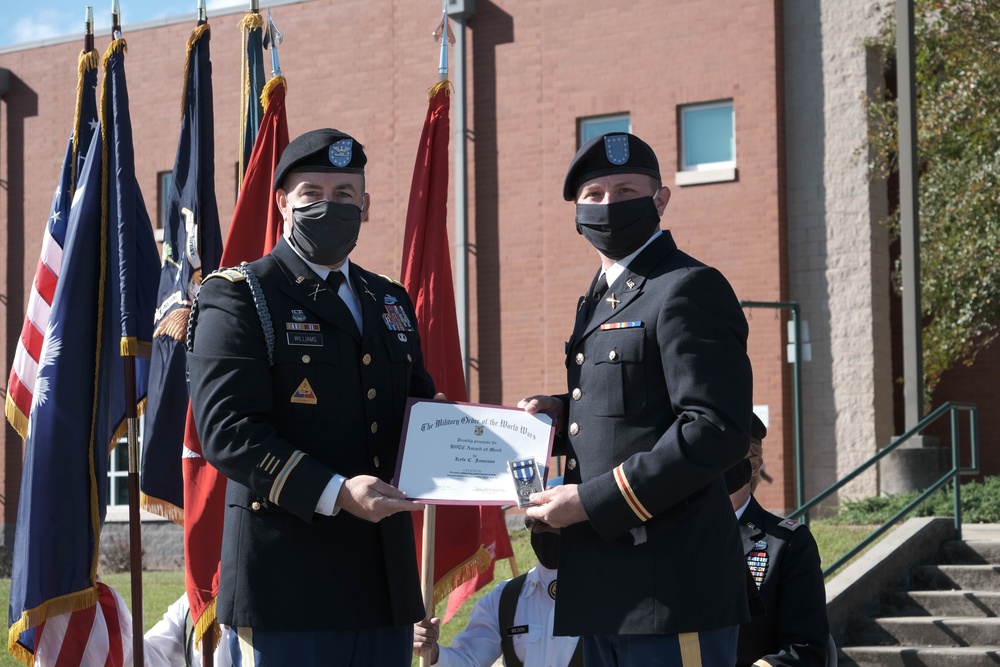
[70,48,100,195]
[141,493,185,526]
[179,24,211,117]
[194,598,221,656]
[428,80,453,100]
[431,545,494,606]
[4,395,28,442]
[120,336,139,357]
[260,76,287,111]
[239,12,264,31]
[237,13,264,190]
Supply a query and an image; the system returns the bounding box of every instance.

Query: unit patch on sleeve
[290,378,318,405]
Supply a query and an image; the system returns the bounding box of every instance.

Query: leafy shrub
[828,475,1000,524]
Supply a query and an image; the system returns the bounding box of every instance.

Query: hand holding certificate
[394,399,555,505]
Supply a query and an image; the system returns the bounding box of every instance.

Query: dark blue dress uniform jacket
[737,497,829,667]
[187,238,435,631]
[555,231,754,636]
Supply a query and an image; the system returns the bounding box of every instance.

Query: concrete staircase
[837,530,1000,666]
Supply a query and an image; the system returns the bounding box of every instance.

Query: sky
[1,0,242,49]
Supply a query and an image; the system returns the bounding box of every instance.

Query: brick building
[1,0,994,551]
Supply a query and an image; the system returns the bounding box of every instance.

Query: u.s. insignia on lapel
[290,378,317,405]
[625,278,636,290]
[747,548,769,589]
[291,310,307,322]
[382,305,414,332]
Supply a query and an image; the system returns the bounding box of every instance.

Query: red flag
[183,76,288,649]
[401,82,514,619]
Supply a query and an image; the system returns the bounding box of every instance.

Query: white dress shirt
[437,565,580,667]
[143,595,233,667]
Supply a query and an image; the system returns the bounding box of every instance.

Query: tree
[866,0,1000,398]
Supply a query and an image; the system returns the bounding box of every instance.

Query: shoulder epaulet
[205,267,247,283]
[380,274,405,289]
[777,517,805,532]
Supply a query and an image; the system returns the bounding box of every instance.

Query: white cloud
[9,10,74,46]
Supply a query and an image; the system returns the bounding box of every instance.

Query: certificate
[394,399,555,505]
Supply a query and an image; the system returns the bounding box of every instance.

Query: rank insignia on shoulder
[379,274,405,289]
[206,267,246,283]
[290,378,317,404]
[291,309,307,322]
[778,518,804,531]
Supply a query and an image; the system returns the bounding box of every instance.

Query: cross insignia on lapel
[308,284,327,301]
[606,293,621,309]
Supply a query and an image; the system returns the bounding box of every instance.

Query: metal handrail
[787,401,978,577]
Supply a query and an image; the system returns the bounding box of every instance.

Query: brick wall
[1,0,788,538]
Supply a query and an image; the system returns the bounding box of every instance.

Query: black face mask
[289,200,362,266]
[530,530,560,570]
[575,195,660,260]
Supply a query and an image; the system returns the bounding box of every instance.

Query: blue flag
[141,23,222,521]
[7,51,106,663]
[7,38,159,665]
[238,11,267,190]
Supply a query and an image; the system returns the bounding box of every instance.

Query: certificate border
[393,397,556,505]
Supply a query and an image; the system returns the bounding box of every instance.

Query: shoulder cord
[187,262,275,366]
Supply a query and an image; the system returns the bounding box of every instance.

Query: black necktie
[326,270,346,293]
[583,273,609,322]
[593,273,609,303]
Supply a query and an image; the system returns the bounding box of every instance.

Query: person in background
[414,480,581,667]
[728,414,830,667]
[143,593,234,667]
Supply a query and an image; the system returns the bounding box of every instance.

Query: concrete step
[839,645,1000,667]
[847,616,1000,647]
[941,540,1000,565]
[911,565,1000,591]
[881,590,1000,617]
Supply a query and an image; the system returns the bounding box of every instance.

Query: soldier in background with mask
[188,128,437,666]
[518,133,754,666]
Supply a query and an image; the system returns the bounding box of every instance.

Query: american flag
[32,583,133,667]
[4,52,100,438]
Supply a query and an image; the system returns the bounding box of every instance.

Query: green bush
[828,475,1000,524]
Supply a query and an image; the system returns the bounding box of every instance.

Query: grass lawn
[0,522,881,666]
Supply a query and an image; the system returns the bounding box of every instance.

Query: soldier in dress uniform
[518,132,754,666]
[729,415,830,667]
[187,128,437,666]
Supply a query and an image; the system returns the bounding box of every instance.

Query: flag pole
[419,505,436,667]
[111,2,144,663]
[191,8,216,667]
[85,6,94,55]
[419,9,450,665]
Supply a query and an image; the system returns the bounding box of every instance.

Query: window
[578,113,630,147]
[106,417,144,520]
[156,171,172,243]
[108,437,131,510]
[677,101,736,186]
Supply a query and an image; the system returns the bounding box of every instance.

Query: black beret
[563,132,661,201]
[751,414,767,446]
[273,128,367,191]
